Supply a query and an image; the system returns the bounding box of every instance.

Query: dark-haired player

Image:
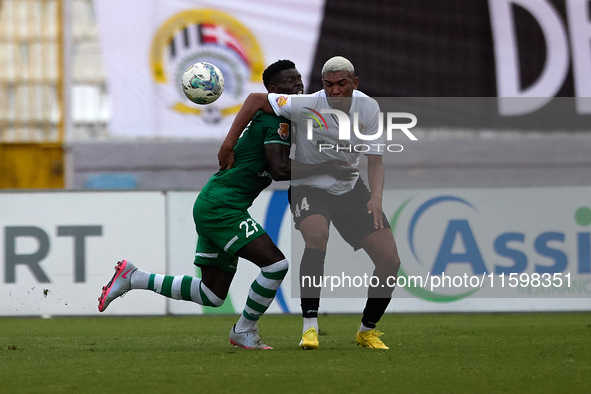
[98,60,302,349]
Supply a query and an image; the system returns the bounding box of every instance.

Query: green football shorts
[193,196,266,273]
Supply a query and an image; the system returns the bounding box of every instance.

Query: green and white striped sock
[131,269,223,306]
[235,259,289,333]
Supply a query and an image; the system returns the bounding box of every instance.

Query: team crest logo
[277,123,289,140]
[150,9,264,123]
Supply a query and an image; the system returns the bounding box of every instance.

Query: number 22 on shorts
[239,218,259,238]
[294,197,310,218]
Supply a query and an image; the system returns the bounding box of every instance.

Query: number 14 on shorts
[294,197,310,218]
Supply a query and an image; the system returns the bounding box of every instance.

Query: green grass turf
[1,313,590,393]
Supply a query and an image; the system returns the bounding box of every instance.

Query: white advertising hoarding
[93,0,325,138]
[0,192,167,316]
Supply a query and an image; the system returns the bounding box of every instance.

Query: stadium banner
[0,191,167,317]
[93,0,325,138]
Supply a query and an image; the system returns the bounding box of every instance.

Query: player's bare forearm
[265,144,291,181]
[367,155,385,229]
[291,159,358,180]
[218,93,274,170]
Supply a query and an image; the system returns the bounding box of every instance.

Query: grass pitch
[1,313,590,393]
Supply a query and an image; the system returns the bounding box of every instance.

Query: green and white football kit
[99,111,291,349]
[99,59,300,350]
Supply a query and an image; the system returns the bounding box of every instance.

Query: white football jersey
[268,90,383,195]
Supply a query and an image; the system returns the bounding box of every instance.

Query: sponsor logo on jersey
[276,96,288,107]
[258,171,272,179]
[277,123,289,140]
[356,122,365,134]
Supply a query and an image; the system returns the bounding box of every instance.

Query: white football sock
[303,317,318,333]
[130,269,150,289]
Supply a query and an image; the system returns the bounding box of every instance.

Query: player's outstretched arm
[367,155,385,230]
[218,93,275,170]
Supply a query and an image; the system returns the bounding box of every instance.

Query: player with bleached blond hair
[218,56,401,350]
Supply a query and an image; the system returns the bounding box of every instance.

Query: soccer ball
[201,105,222,124]
[181,62,224,105]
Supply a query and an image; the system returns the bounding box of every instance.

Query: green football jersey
[199,111,290,209]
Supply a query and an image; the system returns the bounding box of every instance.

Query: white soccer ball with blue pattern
[181,62,224,105]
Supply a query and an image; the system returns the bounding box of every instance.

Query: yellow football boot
[356,329,389,349]
[299,327,319,350]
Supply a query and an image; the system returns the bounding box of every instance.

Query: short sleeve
[361,98,384,155]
